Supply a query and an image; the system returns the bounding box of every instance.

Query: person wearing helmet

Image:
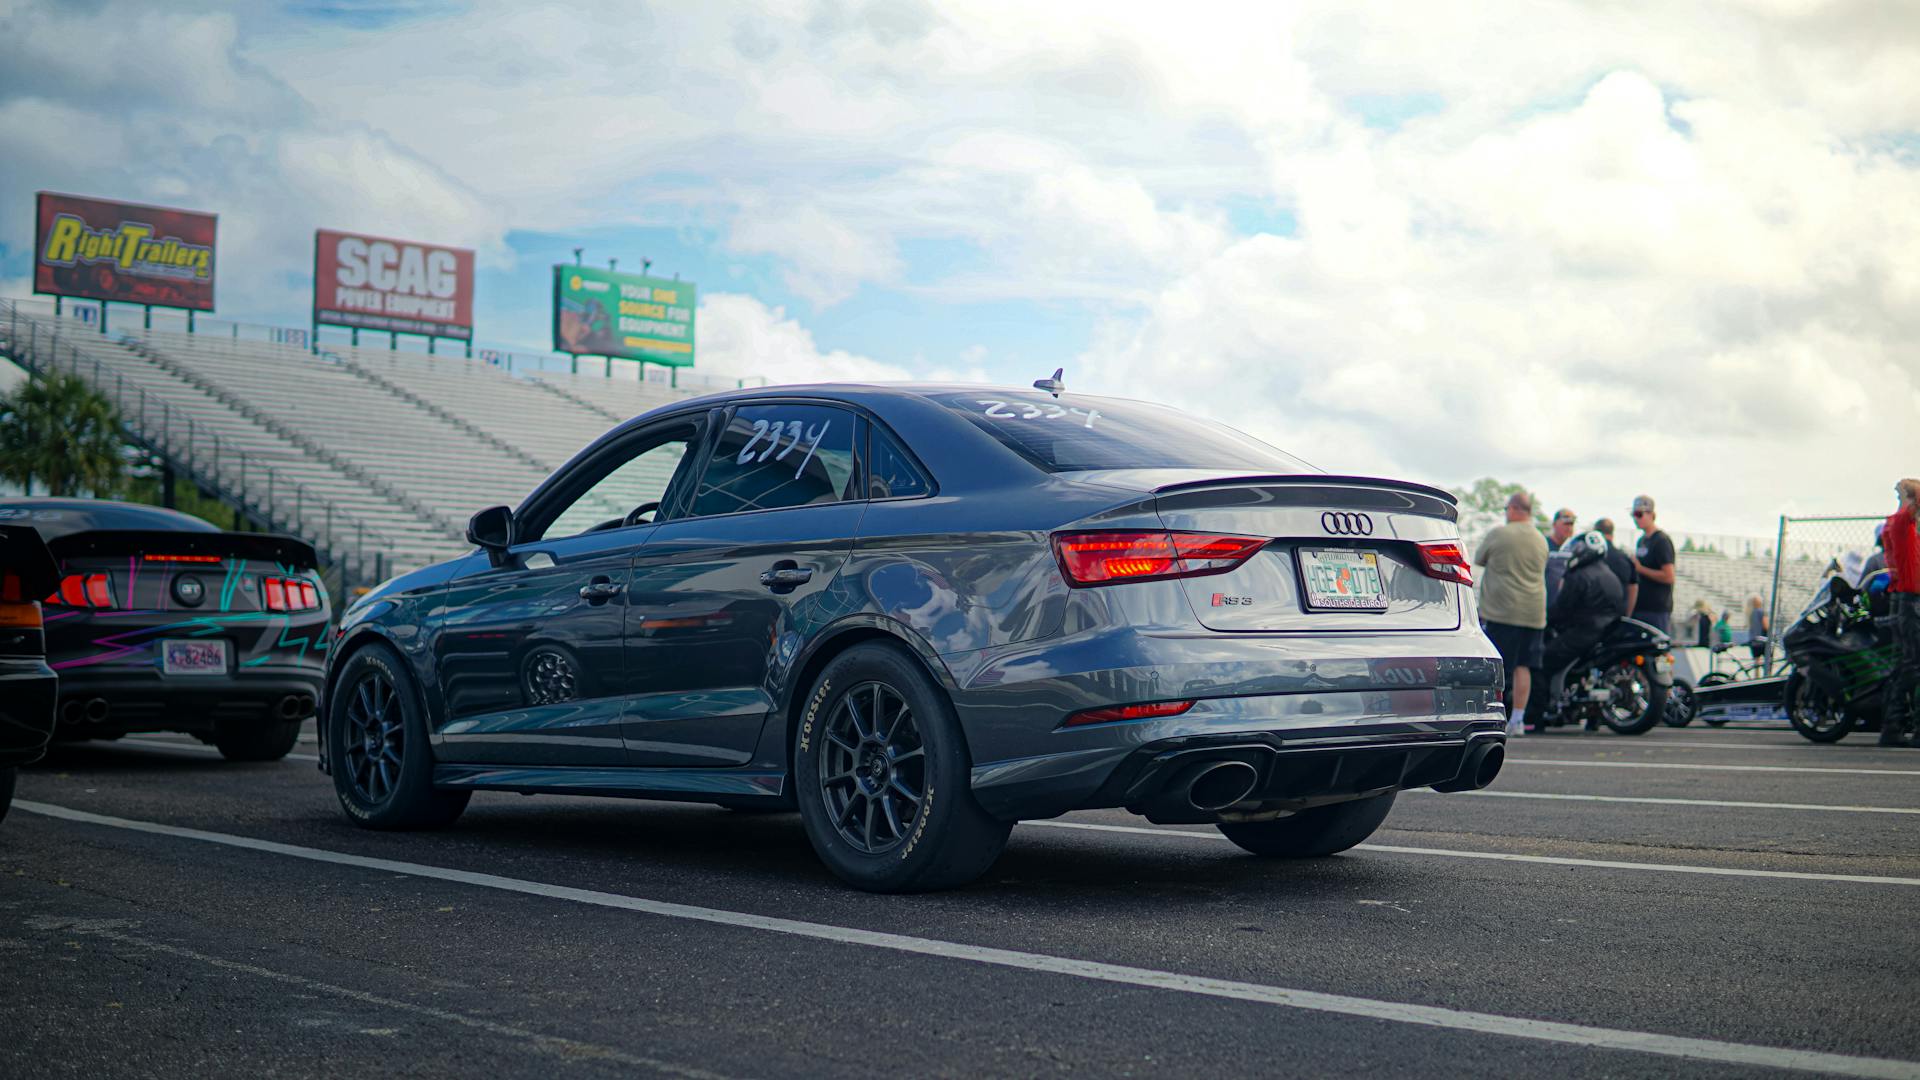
[1540,530,1627,716]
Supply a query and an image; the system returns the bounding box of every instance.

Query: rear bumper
[0,658,58,767]
[951,625,1505,821]
[52,666,322,733]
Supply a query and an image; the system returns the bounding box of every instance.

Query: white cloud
[697,292,910,384]
[2,0,1916,536]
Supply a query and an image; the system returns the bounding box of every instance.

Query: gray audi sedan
[322,381,1506,891]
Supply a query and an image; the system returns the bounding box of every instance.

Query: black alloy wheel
[1786,672,1854,743]
[817,681,928,855]
[1663,681,1697,727]
[1599,661,1665,735]
[793,642,1010,892]
[344,668,404,805]
[328,644,469,830]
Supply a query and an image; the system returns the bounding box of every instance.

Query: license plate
[161,639,228,676]
[1299,549,1389,611]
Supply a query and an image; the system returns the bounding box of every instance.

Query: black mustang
[324,383,1505,891]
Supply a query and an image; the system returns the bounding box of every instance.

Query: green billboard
[551,265,696,366]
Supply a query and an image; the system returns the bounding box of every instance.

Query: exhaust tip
[1187,760,1260,812]
[277,695,306,720]
[83,698,110,723]
[60,700,83,726]
[1434,740,1504,793]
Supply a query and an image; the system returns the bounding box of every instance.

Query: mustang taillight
[1064,700,1196,727]
[1052,531,1267,586]
[1416,541,1473,586]
[46,572,114,610]
[263,576,321,613]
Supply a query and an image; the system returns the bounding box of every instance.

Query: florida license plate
[1299,549,1389,611]
[161,639,228,676]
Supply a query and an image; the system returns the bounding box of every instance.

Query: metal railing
[5,295,769,393]
[1,298,398,594]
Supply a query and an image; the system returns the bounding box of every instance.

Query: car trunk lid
[1147,475,1464,633]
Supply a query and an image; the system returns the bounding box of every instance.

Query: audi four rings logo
[1321,511,1374,535]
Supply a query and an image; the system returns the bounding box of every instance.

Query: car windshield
[932,391,1315,474]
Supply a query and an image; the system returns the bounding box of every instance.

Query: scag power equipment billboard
[552,266,695,366]
[314,229,475,340]
[34,192,218,311]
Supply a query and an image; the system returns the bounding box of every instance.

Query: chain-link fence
[1764,515,1885,674]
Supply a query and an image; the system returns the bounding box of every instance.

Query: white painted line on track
[1514,740,1905,753]
[1025,820,1920,887]
[1510,759,1920,777]
[1401,789,1920,816]
[13,800,1920,1080]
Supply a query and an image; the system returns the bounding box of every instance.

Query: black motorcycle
[1782,572,1905,743]
[1534,618,1675,736]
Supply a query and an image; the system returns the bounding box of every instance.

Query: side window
[867,423,930,499]
[688,404,858,518]
[538,432,696,541]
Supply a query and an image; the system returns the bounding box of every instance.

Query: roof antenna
[1033,368,1065,397]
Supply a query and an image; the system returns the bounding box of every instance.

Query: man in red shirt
[1882,478,1920,746]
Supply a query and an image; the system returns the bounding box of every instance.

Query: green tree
[1451,477,1548,530]
[0,372,125,496]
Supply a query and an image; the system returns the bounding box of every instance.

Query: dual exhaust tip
[277,694,315,721]
[59,698,112,725]
[1173,738,1506,812]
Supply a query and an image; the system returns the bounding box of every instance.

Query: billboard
[552,265,695,366]
[314,229,475,340]
[34,192,217,311]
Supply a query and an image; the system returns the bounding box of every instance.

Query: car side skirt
[431,763,786,802]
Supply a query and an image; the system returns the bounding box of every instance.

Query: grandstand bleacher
[0,298,695,592]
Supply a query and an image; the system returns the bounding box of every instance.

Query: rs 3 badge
[1210,593,1253,606]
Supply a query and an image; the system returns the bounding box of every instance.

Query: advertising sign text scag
[552,265,696,367]
[315,229,475,340]
[35,192,217,311]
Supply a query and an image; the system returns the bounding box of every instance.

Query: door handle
[579,577,624,603]
[759,564,814,590]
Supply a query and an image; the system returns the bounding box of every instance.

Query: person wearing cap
[1475,491,1549,736]
[1880,479,1920,747]
[1628,495,1676,634]
[1544,508,1577,608]
[1594,517,1638,616]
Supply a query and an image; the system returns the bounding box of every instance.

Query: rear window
[933,392,1314,473]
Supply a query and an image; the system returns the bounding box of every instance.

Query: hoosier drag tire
[328,643,470,830]
[1217,791,1397,858]
[794,642,1010,893]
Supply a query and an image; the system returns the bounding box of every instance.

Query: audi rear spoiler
[46,530,321,569]
[1150,474,1459,522]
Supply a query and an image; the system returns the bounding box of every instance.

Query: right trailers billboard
[552,266,696,366]
[314,229,475,340]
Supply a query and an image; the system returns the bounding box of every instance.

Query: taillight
[1416,541,1473,586]
[143,553,223,564]
[263,576,322,613]
[46,573,114,610]
[0,571,42,630]
[1052,531,1266,586]
[1064,700,1195,727]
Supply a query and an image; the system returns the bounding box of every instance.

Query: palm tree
[0,372,125,497]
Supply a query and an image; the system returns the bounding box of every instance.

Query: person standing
[1879,479,1920,747]
[1544,508,1577,608]
[1476,491,1550,736]
[1690,600,1715,648]
[1594,517,1637,615]
[1629,495,1676,634]
[1745,595,1769,661]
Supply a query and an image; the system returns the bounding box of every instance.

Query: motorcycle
[1533,617,1675,736]
[1781,571,1906,743]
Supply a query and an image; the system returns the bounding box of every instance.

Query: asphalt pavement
[5,720,1919,1079]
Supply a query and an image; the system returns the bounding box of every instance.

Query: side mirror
[466,506,515,564]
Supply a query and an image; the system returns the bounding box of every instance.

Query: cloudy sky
[2,0,1916,539]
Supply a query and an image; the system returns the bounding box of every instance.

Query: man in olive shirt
[1475,491,1550,734]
